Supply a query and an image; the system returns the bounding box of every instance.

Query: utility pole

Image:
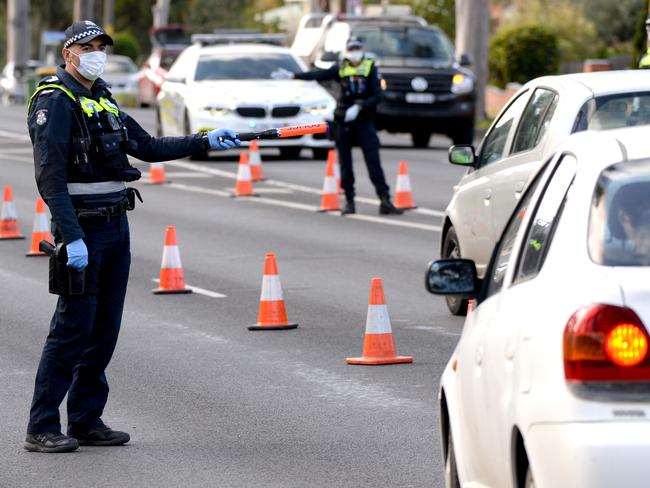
[152,0,171,29]
[103,0,115,37]
[74,0,95,21]
[455,0,489,120]
[7,0,31,67]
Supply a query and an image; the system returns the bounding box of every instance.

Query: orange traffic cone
[248,141,266,181]
[147,162,168,185]
[318,157,340,212]
[0,185,25,240]
[347,277,413,365]
[153,225,192,294]
[394,161,417,210]
[248,252,298,330]
[233,152,257,197]
[26,198,52,256]
[327,149,342,193]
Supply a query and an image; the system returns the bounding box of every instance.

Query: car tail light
[564,304,650,382]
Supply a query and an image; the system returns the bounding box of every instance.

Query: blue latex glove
[66,238,88,271]
[207,129,241,150]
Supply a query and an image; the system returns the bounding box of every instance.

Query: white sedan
[442,70,650,315]
[156,40,335,159]
[427,126,650,488]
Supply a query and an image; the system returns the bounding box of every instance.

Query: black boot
[379,192,403,215]
[68,424,130,446]
[341,195,356,215]
[24,432,79,453]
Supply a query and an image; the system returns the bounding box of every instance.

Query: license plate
[405,92,435,104]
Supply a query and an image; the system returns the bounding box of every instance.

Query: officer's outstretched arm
[120,112,207,162]
[28,93,84,244]
[293,64,340,82]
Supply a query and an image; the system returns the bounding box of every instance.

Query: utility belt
[75,187,143,223]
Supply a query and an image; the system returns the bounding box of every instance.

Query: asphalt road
[0,105,467,488]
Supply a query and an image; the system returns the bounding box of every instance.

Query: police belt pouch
[39,241,86,296]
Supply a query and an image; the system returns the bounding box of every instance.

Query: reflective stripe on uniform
[67,181,126,195]
[339,59,373,78]
[27,83,77,112]
[640,50,650,69]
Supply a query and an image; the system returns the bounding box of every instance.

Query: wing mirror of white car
[164,75,186,84]
[321,51,338,62]
[448,144,476,166]
[425,259,480,297]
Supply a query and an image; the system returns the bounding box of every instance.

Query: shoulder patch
[36,109,48,126]
[39,89,55,95]
[44,75,59,83]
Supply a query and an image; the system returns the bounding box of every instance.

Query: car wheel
[186,111,209,160]
[411,131,431,148]
[445,428,461,488]
[442,226,469,316]
[525,465,535,488]
[280,147,302,160]
[450,121,475,145]
[312,148,329,160]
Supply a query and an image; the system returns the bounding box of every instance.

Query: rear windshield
[574,93,650,131]
[195,53,302,81]
[355,27,454,62]
[588,160,650,266]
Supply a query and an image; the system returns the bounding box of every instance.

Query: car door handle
[514,181,525,193]
[484,189,492,200]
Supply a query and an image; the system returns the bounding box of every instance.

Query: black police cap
[63,20,114,49]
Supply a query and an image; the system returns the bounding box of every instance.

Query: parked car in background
[157,34,335,159]
[138,45,187,107]
[441,70,650,315]
[102,55,139,107]
[429,126,650,488]
[0,60,43,105]
[292,14,476,147]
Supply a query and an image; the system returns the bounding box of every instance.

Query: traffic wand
[218,122,331,143]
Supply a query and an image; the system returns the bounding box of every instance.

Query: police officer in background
[25,20,240,453]
[272,37,402,216]
[639,15,650,69]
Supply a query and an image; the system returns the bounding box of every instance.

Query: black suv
[306,15,476,147]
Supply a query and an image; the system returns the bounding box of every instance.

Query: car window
[194,53,303,81]
[355,27,454,63]
[512,88,558,154]
[105,58,137,74]
[515,155,577,282]
[573,92,650,132]
[478,91,529,167]
[588,159,650,266]
[484,166,544,299]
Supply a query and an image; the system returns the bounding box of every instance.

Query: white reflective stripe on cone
[396,174,412,192]
[1,202,17,219]
[161,245,183,269]
[237,163,252,181]
[260,275,283,301]
[365,304,392,335]
[322,176,338,193]
[33,212,49,232]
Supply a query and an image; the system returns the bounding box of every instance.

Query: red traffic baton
[217,122,330,143]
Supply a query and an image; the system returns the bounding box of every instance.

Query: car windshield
[105,58,137,74]
[588,159,650,266]
[355,27,454,62]
[575,93,650,131]
[160,49,182,70]
[194,53,302,81]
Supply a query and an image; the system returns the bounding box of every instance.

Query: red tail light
[564,304,650,382]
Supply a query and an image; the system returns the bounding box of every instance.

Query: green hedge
[112,32,141,63]
[489,24,560,89]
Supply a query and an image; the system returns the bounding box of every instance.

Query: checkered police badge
[36,109,48,126]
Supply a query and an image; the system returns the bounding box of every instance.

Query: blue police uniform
[294,57,401,215]
[26,65,209,438]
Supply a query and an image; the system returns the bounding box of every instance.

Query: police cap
[63,20,114,49]
[346,36,364,50]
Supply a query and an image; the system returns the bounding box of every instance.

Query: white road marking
[0,130,31,141]
[144,171,212,179]
[0,147,34,154]
[167,182,231,198]
[152,278,227,298]
[346,214,441,232]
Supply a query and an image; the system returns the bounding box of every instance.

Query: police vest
[640,49,650,69]
[338,58,374,103]
[28,79,140,183]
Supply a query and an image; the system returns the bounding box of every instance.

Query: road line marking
[143,172,212,179]
[152,279,227,298]
[345,214,441,232]
[0,147,34,154]
[167,182,231,197]
[230,188,293,195]
[1,155,33,164]
[0,130,31,141]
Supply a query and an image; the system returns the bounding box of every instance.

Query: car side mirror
[321,51,338,62]
[164,75,185,84]
[449,145,476,166]
[459,54,472,67]
[425,259,480,297]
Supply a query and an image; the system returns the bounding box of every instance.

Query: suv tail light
[564,304,650,382]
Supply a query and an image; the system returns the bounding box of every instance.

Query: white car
[442,70,650,315]
[156,37,336,159]
[103,55,139,108]
[427,126,650,488]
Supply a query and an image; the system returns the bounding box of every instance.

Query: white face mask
[346,50,364,64]
[69,50,107,81]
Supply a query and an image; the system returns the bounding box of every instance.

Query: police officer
[24,21,240,453]
[272,37,402,216]
[639,15,650,69]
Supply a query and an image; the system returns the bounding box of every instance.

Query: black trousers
[27,214,130,434]
[335,119,389,198]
